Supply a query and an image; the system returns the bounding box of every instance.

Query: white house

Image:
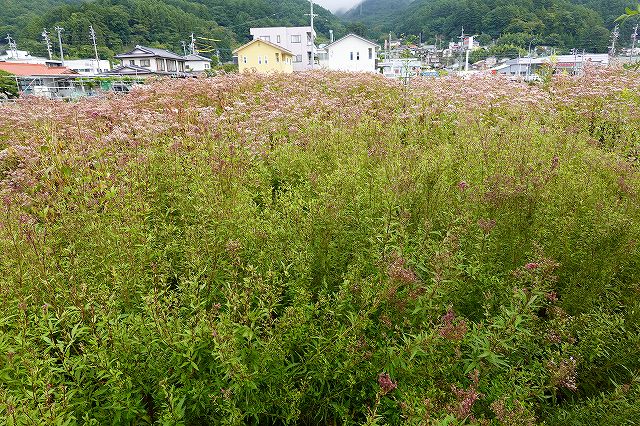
[64,59,112,76]
[111,45,186,76]
[378,58,422,79]
[491,54,610,77]
[250,26,316,71]
[319,34,378,73]
[184,53,212,73]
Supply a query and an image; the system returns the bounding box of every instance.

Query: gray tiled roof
[115,45,185,61]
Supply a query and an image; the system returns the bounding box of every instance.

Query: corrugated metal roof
[0,62,77,76]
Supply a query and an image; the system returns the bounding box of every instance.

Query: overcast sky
[314,0,362,13]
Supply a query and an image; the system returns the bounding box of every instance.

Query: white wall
[324,36,377,72]
[122,57,185,73]
[64,59,112,75]
[185,60,211,72]
[250,27,315,71]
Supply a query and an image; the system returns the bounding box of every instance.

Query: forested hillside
[345,0,638,53]
[340,0,413,36]
[0,0,343,60]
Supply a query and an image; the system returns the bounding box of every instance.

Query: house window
[307,32,312,45]
[356,52,360,60]
[166,60,177,72]
[308,51,312,65]
[264,55,268,64]
[350,52,353,60]
[291,35,301,43]
[258,56,262,64]
[368,48,373,60]
[129,59,135,66]
[243,56,247,64]
[205,63,210,69]
[294,55,302,63]
[277,35,281,43]
[178,62,184,72]
[140,59,150,67]
[156,59,165,71]
[276,53,280,62]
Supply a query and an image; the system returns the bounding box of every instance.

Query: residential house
[319,34,378,73]
[233,39,294,74]
[64,59,112,75]
[184,54,212,73]
[378,58,422,79]
[110,45,186,76]
[491,54,609,77]
[0,62,82,98]
[250,27,315,71]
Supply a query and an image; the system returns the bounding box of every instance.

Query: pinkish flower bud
[378,373,397,394]
[457,181,469,191]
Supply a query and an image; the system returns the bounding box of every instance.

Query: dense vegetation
[1,69,640,424]
[0,70,19,99]
[340,0,414,37]
[0,0,343,61]
[344,0,639,53]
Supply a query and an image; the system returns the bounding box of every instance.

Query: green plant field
[1,70,639,425]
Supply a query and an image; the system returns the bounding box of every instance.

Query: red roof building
[0,62,77,76]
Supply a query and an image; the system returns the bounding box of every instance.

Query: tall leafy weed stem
[0,69,639,424]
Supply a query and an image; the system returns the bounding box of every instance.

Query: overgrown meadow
[1,69,639,425]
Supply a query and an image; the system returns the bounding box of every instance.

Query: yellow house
[233,39,294,74]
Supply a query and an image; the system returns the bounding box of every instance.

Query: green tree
[0,70,19,99]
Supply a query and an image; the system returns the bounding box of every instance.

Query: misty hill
[341,0,413,23]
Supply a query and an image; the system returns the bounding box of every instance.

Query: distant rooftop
[184,54,212,62]
[115,46,185,61]
[0,62,77,76]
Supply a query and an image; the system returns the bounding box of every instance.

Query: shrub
[0,69,639,424]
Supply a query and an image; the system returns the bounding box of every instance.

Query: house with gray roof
[108,45,187,76]
[184,53,212,73]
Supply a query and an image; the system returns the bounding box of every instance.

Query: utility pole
[526,38,536,79]
[181,41,187,56]
[89,25,101,71]
[458,27,465,71]
[42,29,53,60]
[190,33,197,55]
[305,0,317,69]
[5,34,18,59]
[54,26,65,66]
[609,25,619,56]
[632,24,639,63]
[464,35,474,71]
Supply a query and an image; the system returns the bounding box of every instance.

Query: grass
[0,69,639,425]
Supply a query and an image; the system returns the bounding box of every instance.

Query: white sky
[314,0,362,12]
